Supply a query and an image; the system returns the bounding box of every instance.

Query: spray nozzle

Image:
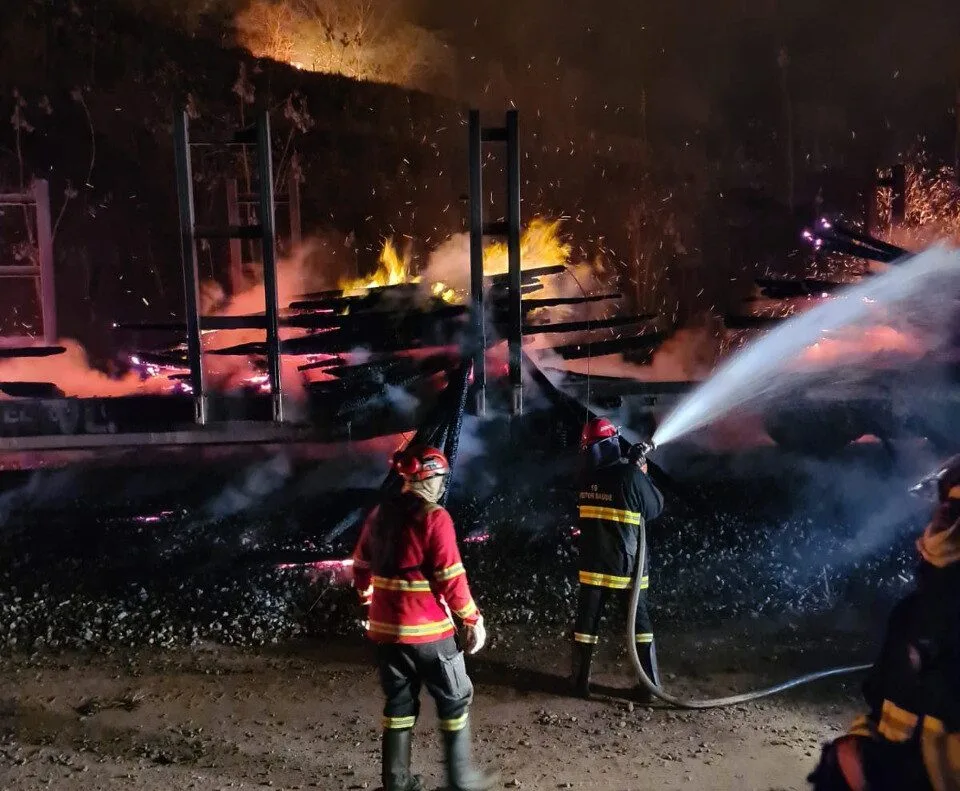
[627,441,656,466]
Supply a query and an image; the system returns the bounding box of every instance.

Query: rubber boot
[571,641,594,699]
[633,640,661,706]
[442,721,499,791]
[381,729,424,791]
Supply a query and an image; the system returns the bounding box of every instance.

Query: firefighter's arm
[626,466,664,521]
[426,507,481,625]
[351,513,375,617]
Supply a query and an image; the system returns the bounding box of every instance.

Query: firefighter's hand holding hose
[463,614,487,655]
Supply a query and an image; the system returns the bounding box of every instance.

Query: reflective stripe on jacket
[577,460,663,587]
[352,492,480,645]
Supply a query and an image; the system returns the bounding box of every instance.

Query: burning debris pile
[0,218,639,411]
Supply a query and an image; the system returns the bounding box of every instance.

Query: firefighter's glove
[359,603,370,633]
[463,614,486,655]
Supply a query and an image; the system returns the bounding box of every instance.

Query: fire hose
[625,447,872,709]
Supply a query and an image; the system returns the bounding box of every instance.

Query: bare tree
[236,0,448,89]
[234,1,297,65]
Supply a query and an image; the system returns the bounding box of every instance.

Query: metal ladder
[172,110,283,425]
[0,180,57,345]
[467,109,522,417]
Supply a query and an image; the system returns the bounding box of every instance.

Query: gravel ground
[0,438,936,789]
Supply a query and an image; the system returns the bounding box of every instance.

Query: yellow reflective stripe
[635,633,654,644]
[579,570,632,589]
[372,576,432,592]
[920,717,960,791]
[877,700,919,742]
[368,619,452,638]
[439,713,468,731]
[640,575,649,590]
[848,715,876,738]
[454,599,478,620]
[574,632,598,644]
[382,715,416,729]
[435,563,466,582]
[578,505,642,525]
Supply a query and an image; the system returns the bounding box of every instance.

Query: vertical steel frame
[467,108,523,416]
[255,111,284,422]
[172,111,207,425]
[468,110,486,417]
[505,110,522,416]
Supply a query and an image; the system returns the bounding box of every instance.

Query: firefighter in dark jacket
[352,445,498,791]
[572,417,665,701]
[808,455,960,791]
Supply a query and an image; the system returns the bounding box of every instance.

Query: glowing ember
[276,557,355,585]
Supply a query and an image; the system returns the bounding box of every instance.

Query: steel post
[468,110,486,416]
[32,179,57,344]
[256,111,284,422]
[505,110,522,416]
[173,111,207,425]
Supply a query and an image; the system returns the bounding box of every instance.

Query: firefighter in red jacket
[573,418,664,701]
[808,455,960,791]
[352,446,499,791]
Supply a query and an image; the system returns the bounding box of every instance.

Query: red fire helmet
[580,418,618,451]
[392,445,450,482]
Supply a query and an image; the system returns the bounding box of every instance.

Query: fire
[431,282,457,303]
[340,238,416,293]
[482,218,571,276]
[799,325,925,366]
[338,218,575,305]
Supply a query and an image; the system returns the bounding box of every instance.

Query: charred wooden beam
[0,381,65,398]
[723,314,787,329]
[549,332,666,360]
[522,314,655,335]
[0,345,66,359]
[115,305,468,334]
[296,355,348,372]
[513,293,621,309]
[828,221,908,259]
[486,264,566,286]
[206,311,466,356]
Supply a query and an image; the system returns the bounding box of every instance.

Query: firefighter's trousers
[574,582,653,648]
[376,636,474,733]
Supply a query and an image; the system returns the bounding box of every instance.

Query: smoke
[556,326,720,383]
[0,339,169,398]
[200,453,294,522]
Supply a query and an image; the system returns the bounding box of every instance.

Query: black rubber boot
[381,729,424,791]
[571,641,594,699]
[633,641,661,705]
[442,721,499,791]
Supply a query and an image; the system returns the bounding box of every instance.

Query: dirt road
[0,628,863,791]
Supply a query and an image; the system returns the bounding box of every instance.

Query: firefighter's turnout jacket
[353,491,481,644]
[839,493,960,791]
[577,459,664,590]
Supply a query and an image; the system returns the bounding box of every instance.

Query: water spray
[611,247,960,707]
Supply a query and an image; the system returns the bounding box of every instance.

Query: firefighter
[572,417,665,701]
[352,445,499,791]
[808,455,960,791]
